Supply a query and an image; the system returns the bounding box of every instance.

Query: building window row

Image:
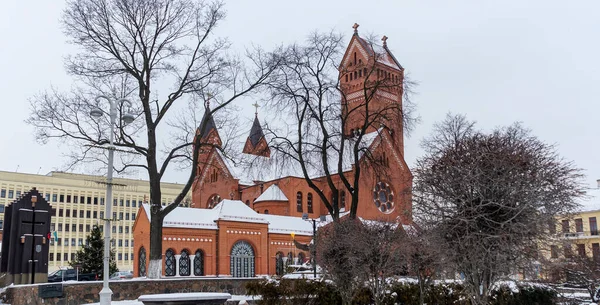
[0,189,142,207]
[555,217,599,236]
[550,243,600,260]
[163,248,204,277]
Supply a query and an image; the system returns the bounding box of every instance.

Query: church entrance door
[230,241,255,277]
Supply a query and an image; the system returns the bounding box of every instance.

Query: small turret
[242,102,270,157]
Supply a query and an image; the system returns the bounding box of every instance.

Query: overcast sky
[1,0,599,187]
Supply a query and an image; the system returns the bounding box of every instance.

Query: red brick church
[133,25,413,278]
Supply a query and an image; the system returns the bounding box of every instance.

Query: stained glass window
[139,247,146,277]
[307,193,313,213]
[165,249,176,276]
[373,181,394,214]
[179,250,190,276]
[194,250,204,276]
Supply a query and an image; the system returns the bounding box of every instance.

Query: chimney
[597,179,600,189]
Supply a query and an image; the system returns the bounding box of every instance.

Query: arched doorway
[138,247,146,277]
[230,241,255,277]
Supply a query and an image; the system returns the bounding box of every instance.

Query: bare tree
[26,0,282,278]
[413,113,584,305]
[549,242,600,302]
[361,220,409,305]
[403,225,445,305]
[263,31,417,220]
[317,219,407,305]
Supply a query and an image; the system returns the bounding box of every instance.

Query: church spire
[242,102,270,157]
[197,93,220,144]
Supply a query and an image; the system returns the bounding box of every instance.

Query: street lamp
[90,95,135,305]
[302,213,326,279]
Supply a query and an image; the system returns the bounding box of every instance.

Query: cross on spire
[252,102,260,116]
[352,23,359,34]
[382,35,388,47]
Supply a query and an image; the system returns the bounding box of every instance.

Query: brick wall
[3,277,259,305]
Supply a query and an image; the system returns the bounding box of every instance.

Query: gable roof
[255,184,289,203]
[356,36,403,70]
[213,199,269,224]
[341,33,403,72]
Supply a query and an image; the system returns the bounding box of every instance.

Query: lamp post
[90,96,135,305]
[302,214,325,279]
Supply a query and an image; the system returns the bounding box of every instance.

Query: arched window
[138,247,147,277]
[340,190,346,210]
[275,252,284,276]
[307,193,313,213]
[179,249,190,276]
[230,241,255,277]
[354,52,357,64]
[194,250,204,276]
[286,252,293,267]
[264,210,269,214]
[296,192,303,212]
[207,194,221,208]
[165,249,176,276]
[245,200,250,206]
[345,74,348,82]
[298,252,306,264]
[363,68,367,77]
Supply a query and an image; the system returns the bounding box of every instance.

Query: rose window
[373,181,394,214]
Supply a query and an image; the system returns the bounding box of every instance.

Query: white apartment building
[0,171,185,272]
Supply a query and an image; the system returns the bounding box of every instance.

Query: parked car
[110,271,133,280]
[48,268,97,282]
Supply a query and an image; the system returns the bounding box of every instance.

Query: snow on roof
[141,200,314,236]
[576,188,600,213]
[262,214,313,236]
[141,204,218,230]
[213,199,269,224]
[254,184,288,203]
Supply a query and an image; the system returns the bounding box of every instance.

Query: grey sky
[1,0,599,187]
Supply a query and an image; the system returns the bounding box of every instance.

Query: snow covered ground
[81,295,261,305]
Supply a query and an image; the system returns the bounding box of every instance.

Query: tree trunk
[418,272,425,305]
[148,211,164,279]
